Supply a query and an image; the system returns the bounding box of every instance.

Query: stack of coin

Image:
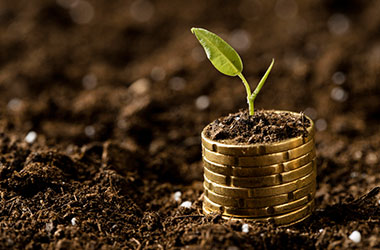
[201,113,316,226]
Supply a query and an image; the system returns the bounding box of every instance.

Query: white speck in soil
[365,152,378,165]
[71,217,78,226]
[195,95,210,110]
[353,151,363,160]
[330,87,348,102]
[349,230,361,243]
[242,223,249,233]
[173,191,182,202]
[7,98,23,112]
[304,107,317,120]
[150,66,166,81]
[69,0,95,24]
[180,201,192,208]
[46,222,54,233]
[169,77,186,91]
[350,172,358,178]
[129,78,151,95]
[332,71,346,85]
[130,0,155,22]
[315,119,327,131]
[328,13,350,35]
[82,73,97,90]
[319,228,324,233]
[275,0,298,20]
[25,131,37,144]
[228,29,251,52]
[84,126,95,137]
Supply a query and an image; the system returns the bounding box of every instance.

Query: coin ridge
[204,180,315,208]
[204,166,316,198]
[203,187,315,217]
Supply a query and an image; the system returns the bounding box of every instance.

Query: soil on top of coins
[204,109,311,144]
[1,0,380,249]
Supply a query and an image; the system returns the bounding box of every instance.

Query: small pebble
[319,228,324,233]
[349,230,361,243]
[350,172,358,178]
[45,222,54,233]
[195,95,210,110]
[150,66,166,81]
[353,151,362,160]
[328,14,350,35]
[173,191,182,202]
[82,73,97,89]
[330,87,348,102]
[71,217,77,226]
[25,131,37,144]
[169,77,186,91]
[84,126,95,137]
[365,152,378,165]
[304,107,317,120]
[129,78,151,95]
[242,223,249,233]
[229,29,251,51]
[7,98,23,112]
[315,119,327,131]
[69,0,94,24]
[332,72,346,85]
[180,201,192,208]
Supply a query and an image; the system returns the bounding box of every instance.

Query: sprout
[191,27,274,115]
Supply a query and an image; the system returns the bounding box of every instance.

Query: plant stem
[249,59,275,111]
[238,72,254,115]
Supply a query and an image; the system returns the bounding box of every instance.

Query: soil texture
[0,0,380,249]
[205,109,311,144]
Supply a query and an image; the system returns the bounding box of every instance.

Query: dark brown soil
[205,109,311,144]
[1,0,380,249]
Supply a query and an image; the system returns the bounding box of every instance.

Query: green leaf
[191,28,243,76]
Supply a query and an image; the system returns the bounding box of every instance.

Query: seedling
[191,27,274,115]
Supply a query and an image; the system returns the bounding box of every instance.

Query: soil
[205,109,311,144]
[1,0,380,249]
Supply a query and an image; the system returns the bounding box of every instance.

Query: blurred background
[0,0,380,191]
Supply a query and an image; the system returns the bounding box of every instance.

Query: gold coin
[204,166,316,198]
[203,150,316,177]
[201,111,314,157]
[204,159,315,188]
[204,180,315,208]
[203,187,315,217]
[203,139,315,167]
[203,200,315,226]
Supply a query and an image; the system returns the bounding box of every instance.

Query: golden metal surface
[203,139,314,167]
[203,150,316,177]
[203,200,315,226]
[204,180,315,208]
[203,159,315,188]
[203,166,316,198]
[203,188,314,217]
